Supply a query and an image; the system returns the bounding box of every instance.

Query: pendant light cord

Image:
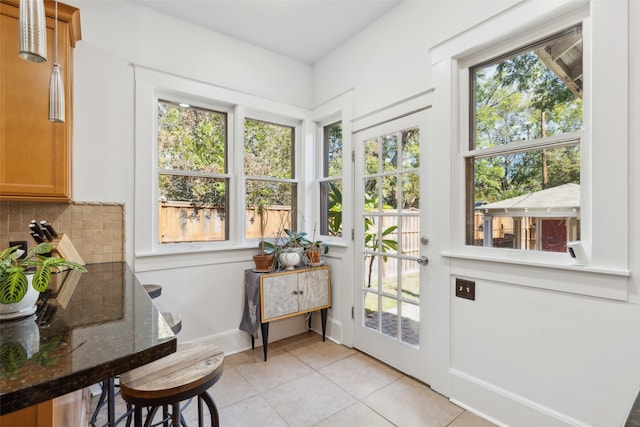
[54,0,58,64]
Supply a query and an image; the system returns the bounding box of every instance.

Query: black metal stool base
[131,391,218,427]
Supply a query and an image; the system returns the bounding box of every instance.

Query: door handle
[415,256,429,265]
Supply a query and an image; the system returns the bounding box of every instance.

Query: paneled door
[353,110,430,382]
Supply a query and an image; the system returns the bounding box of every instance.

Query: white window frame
[312,90,353,247]
[430,1,629,299]
[134,66,311,271]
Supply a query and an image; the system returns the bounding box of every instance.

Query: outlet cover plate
[455,278,475,300]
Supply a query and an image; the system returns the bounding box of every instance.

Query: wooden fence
[159,202,422,277]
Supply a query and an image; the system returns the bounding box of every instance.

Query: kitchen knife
[39,224,52,241]
[30,231,45,244]
[29,221,44,239]
[41,221,59,239]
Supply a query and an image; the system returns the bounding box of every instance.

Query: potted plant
[0,243,87,318]
[303,225,328,266]
[252,203,275,272]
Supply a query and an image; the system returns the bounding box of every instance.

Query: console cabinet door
[297,268,329,312]
[261,273,298,321]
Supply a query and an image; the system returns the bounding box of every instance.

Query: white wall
[66,0,316,346]
[314,1,640,426]
[62,0,639,425]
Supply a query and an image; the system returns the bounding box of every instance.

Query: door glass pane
[381,175,398,210]
[402,128,420,169]
[364,291,379,332]
[381,256,399,297]
[364,253,379,290]
[379,216,399,255]
[400,301,419,346]
[381,296,399,339]
[382,134,398,173]
[401,172,419,209]
[365,138,379,175]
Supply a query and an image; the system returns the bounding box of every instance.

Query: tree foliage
[473,48,582,204]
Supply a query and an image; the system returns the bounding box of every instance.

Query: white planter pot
[279,251,301,270]
[0,274,39,320]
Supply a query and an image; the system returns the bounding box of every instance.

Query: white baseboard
[449,368,589,427]
[189,315,344,357]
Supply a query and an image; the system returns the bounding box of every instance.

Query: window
[244,118,297,240]
[157,100,229,243]
[467,25,583,253]
[320,122,343,237]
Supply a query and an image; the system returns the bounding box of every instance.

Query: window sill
[441,250,630,301]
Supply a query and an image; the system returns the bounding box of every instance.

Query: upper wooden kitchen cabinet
[0,0,81,202]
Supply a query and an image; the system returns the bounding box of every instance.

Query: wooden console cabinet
[240,265,331,361]
[0,0,81,201]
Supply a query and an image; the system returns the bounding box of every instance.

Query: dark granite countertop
[0,262,177,415]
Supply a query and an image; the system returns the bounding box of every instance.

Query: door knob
[415,256,429,265]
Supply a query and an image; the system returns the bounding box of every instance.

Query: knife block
[48,234,84,294]
[51,233,85,266]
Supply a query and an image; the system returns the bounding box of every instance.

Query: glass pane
[381,175,398,210]
[471,144,580,251]
[244,119,294,179]
[382,133,398,173]
[401,128,420,170]
[472,26,583,150]
[381,296,399,339]
[364,216,379,252]
[364,138,379,175]
[363,291,379,332]
[400,217,420,262]
[363,178,379,212]
[381,256,399,296]
[401,172,419,210]
[400,301,419,346]
[379,217,399,255]
[158,101,226,174]
[320,180,342,237]
[401,269,420,303]
[159,175,227,207]
[245,180,296,239]
[158,176,227,243]
[363,254,379,291]
[325,122,342,177]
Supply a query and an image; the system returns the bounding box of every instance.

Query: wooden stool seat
[119,340,224,426]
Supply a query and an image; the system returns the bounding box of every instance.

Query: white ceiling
[130,0,402,64]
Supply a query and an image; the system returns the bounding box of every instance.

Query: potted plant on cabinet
[252,203,276,272]
[302,225,328,266]
[0,243,87,319]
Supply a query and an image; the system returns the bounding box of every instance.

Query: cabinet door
[0,1,79,201]
[261,273,298,321]
[297,268,329,312]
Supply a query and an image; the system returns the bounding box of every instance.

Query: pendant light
[49,0,64,123]
[18,0,47,62]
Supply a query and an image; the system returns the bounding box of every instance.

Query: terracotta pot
[306,249,321,264]
[253,254,274,272]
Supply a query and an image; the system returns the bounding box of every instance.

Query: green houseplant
[0,243,87,306]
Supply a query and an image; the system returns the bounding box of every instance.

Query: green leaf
[0,269,28,304]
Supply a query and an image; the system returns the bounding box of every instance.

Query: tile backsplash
[0,201,124,264]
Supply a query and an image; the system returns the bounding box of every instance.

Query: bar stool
[142,284,162,299]
[90,284,174,427]
[119,339,224,427]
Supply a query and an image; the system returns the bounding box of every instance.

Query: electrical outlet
[9,240,28,259]
[455,278,475,300]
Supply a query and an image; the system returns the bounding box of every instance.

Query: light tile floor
[91,333,496,427]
